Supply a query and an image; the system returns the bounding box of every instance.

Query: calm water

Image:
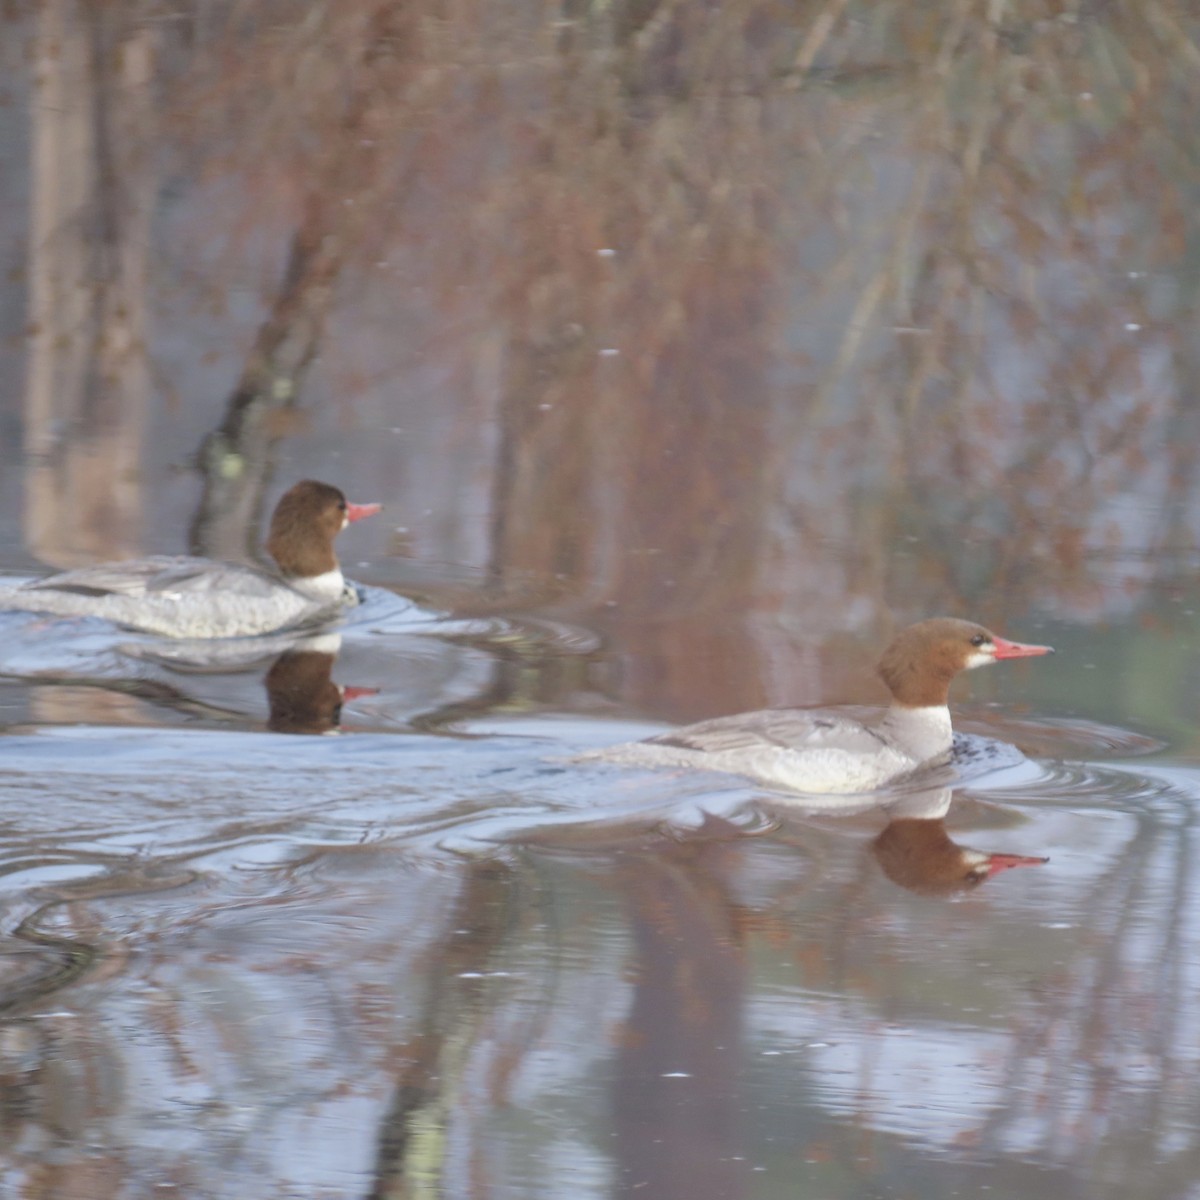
[5,2,1200,1198]
[1,598,1197,1199]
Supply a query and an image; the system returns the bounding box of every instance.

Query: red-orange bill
[345,501,382,523]
[992,635,1054,659]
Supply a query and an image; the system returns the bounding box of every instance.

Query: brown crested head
[264,480,353,578]
[876,617,1053,707]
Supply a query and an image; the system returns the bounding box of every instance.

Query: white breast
[288,568,347,603]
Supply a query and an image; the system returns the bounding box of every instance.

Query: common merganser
[590,618,1054,794]
[0,480,381,639]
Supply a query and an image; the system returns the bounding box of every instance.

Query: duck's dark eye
[337,499,347,512]
[970,633,987,647]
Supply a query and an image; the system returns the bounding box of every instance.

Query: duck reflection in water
[264,633,378,734]
[870,788,1047,896]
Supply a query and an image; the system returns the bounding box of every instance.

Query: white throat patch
[291,568,346,602]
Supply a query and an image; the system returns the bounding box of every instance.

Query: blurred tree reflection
[14,0,1200,713]
[25,0,157,566]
